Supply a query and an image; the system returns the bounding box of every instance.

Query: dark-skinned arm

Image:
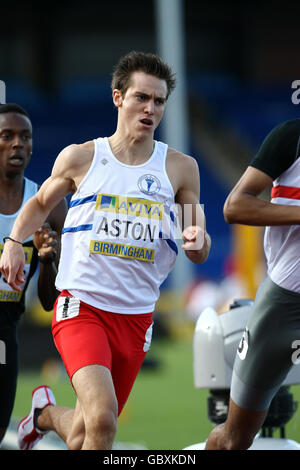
[224,166,300,226]
[35,198,68,311]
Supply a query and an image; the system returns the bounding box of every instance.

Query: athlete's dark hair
[111,51,176,99]
[0,103,30,119]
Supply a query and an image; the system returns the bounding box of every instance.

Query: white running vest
[55,138,178,313]
[264,157,300,292]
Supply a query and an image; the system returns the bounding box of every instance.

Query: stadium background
[1,0,300,449]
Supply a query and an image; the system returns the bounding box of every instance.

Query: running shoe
[17,385,56,450]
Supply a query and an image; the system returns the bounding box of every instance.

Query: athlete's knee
[85,407,117,438]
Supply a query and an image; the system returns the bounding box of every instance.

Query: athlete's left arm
[35,198,68,311]
[175,154,211,264]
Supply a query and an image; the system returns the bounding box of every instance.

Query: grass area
[115,339,213,450]
[12,338,300,449]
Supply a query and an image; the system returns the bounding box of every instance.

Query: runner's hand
[34,223,58,263]
[0,241,25,291]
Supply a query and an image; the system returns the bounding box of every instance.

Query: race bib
[0,244,33,302]
[89,194,164,262]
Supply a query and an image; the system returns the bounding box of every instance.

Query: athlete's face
[113,71,167,139]
[0,112,32,177]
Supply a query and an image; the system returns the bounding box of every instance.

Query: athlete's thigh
[111,348,146,416]
[109,313,153,416]
[231,277,300,411]
[71,364,118,420]
[52,292,113,380]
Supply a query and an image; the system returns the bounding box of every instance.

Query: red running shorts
[52,290,153,416]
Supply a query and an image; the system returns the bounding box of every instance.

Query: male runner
[0,52,211,450]
[0,103,67,445]
[205,118,300,449]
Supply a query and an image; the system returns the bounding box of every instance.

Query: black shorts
[231,277,300,411]
[0,320,18,428]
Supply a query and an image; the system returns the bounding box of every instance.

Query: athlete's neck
[0,172,24,195]
[108,133,155,166]
[0,174,25,215]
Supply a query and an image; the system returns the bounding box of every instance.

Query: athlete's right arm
[224,166,300,226]
[224,120,300,227]
[0,144,85,291]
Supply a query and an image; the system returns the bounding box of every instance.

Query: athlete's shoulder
[166,146,198,170]
[275,118,300,130]
[268,118,300,140]
[250,119,300,180]
[53,140,95,175]
[166,147,199,194]
[59,140,94,161]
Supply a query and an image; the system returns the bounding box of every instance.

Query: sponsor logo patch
[237,327,249,360]
[95,194,164,220]
[89,241,154,262]
[138,174,161,196]
[56,296,80,321]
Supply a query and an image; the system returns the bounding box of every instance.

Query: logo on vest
[237,327,249,360]
[138,174,161,195]
[56,296,80,322]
